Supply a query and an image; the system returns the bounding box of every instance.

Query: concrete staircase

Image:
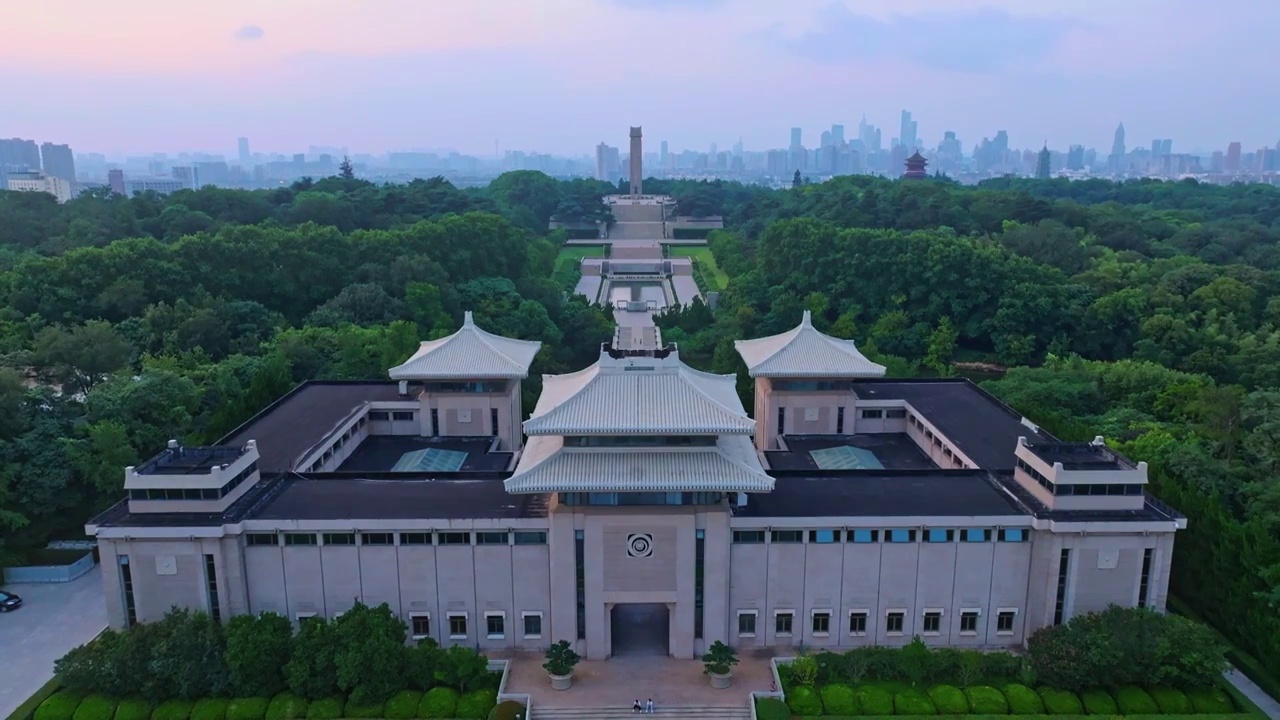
[530,707,751,720]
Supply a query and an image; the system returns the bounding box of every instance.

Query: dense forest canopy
[1,169,1279,681]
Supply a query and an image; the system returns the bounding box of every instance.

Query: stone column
[629,126,643,195]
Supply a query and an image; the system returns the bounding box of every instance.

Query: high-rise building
[1067,145,1086,171]
[0,138,41,185]
[1225,142,1242,172]
[108,169,126,195]
[6,171,73,203]
[659,140,669,168]
[790,127,802,150]
[595,143,619,182]
[900,110,918,151]
[40,143,76,183]
[1109,123,1126,172]
[172,165,200,190]
[1036,144,1052,179]
[238,137,251,165]
[1160,139,1172,156]
[831,124,845,147]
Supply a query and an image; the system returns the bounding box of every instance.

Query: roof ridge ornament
[801,310,812,327]
[463,310,475,327]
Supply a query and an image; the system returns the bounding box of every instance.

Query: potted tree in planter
[543,640,581,691]
[701,641,739,689]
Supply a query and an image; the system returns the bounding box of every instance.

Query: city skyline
[3,0,1278,156]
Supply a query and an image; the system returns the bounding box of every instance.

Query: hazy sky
[4,0,1276,157]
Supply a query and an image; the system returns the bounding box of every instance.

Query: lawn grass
[667,246,728,290]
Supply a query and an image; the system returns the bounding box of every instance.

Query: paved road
[1225,667,1280,719]
[0,565,108,718]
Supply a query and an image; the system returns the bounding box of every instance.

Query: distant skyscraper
[595,142,619,182]
[1151,139,1161,157]
[900,110,918,151]
[1109,123,1126,171]
[831,124,845,146]
[790,127,802,150]
[660,140,669,167]
[40,143,76,183]
[238,137,251,165]
[1160,139,1172,156]
[1067,145,1085,171]
[1225,142,1242,172]
[1036,144,1051,179]
[0,138,41,184]
[108,169,126,195]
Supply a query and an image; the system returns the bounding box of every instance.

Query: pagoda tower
[904,150,929,179]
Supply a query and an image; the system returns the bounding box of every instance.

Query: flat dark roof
[992,475,1181,523]
[739,470,1025,518]
[88,476,287,528]
[136,445,247,475]
[337,436,512,473]
[251,477,546,521]
[767,434,936,471]
[219,382,407,472]
[1024,441,1131,471]
[849,379,1052,470]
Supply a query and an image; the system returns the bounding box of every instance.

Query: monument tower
[629,126,643,195]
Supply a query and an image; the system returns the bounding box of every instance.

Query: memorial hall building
[88,312,1185,659]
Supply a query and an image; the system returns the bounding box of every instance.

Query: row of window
[563,435,717,447]
[128,461,259,502]
[858,408,908,420]
[420,381,507,394]
[246,530,548,547]
[732,528,1028,544]
[300,610,543,641]
[1016,459,1145,496]
[738,607,1019,638]
[559,492,724,507]
[367,411,419,422]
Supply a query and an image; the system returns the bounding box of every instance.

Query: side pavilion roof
[733,311,886,378]
[388,311,541,380]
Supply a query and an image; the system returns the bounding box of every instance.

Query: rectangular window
[997,609,1017,634]
[575,529,585,640]
[811,611,831,636]
[514,531,547,545]
[695,529,705,639]
[960,610,979,634]
[204,555,220,624]
[392,411,415,421]
[848,611,868,635]
[1054,549,1071,625]
[246,533,278,546]
[1138,548,1154,608]
[860,408,883,419]
[361,533,393,546]
[430,409,440,436]
[732,530,765,543]
[777,407,786,435]
[448,613,468,639]
[322,533,355,545]
[296,612,318,624]
[522,612,543,638]
[399,532,431,545]
[944,447,953,459]
[491,408,499,436]
[808,529,840,544]
[886,611,905,634]
[886,529,917,543]
[485,612,505,639]
[410,613,431,639]
[997,528,1026,542]
[737,611,757,637]
[368,410,390,421]
[770,530,803,543]
[886,408,907,419]
[284,533,317,546]
[922,610,942,634]
[836,406,845,434]
[438,532,472,545]
[475,532,510,545]
[775,611,794,636]
[962,529,991,543]
[925,529,954,543]
[849,529,879,543]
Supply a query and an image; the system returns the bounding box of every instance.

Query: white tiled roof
[388,312,542,380]
[504,435,774,493]
[523,349,754,435]
[733,311,886,378]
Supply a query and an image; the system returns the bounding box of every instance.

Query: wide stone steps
[530,707,750,720]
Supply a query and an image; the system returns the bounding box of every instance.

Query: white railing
[746,657,791,720]
[490,659,534,719]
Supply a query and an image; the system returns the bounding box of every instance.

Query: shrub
[339,700,383,719]
[894,688,936,715]
[865,646,903,681]
[1113,685,1158,715]
[418,688,459,719]
[1186,686,1235,714]
[956,651,985,688]
[542,640,580,677]
[73,695,118,720]
[702,641,739,676]
[899,638,932,686]
[303,698,342,720]
[819,684,857,715]
[1001,684,1043,714]
[964,685,1008,714]
[755,698,789,720]
[383,690,422,719]
[487,701,524,720]
[225,698,269,720]
[189,700,229,720]
[115,699,154,720]
[855,686,894,716]
[1080,689,1118,715]
[1037,687,1083,715]
[843,647,873,685]
[790,654,819,687]
[1147,686,1191,714]
[285,620,339,701]
[37,691,87,720]
[982,652,1024,681]
[455,689,497,720]
[814,652,845,685]
[436,646,494,694]
[152,701,195,720]
[786,687,823,717]
[226,613,293,698]
[927,685,969,714]
[333,603,408,706]
[265,694,307,720]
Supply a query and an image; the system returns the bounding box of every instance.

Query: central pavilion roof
[388,311,542,380]
[522,347,754,435]
[733,311,886,378]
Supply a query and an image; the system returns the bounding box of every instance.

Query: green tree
[31,320,132,395]
[925,317,959,376]
[286,618,340,700]
[226,612,294,697]
[434,646,490,693]
[339,157,355,180]
[333,602,409,704]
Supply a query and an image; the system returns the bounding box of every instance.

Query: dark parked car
[0,590,22,612]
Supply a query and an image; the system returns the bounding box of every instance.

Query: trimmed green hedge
[36,691,86,720]
[787,687,823,717]
[486,701,524,720]
[926,685,968,714]
[151,701,194,720]
[72,695,117,720]
[963,686,1007,715]
[1079,688,1118,715]
[189,699,229,720]
[418,688,459,719]
[893,689,936,716]
[381,691,422,720]
[1001,684,1042,714]
[264,694,307,720]
[819,685,857,716]
[1186,686,1237,714]
[302,698,342,720]
[339,700,382,720]
[114,699,154,720]
[1147,686,1192,714]
[454,690,497,720]
[855,686,895,716]
[1113,685,1159,715]
[754,698,789,720]
[1037,687,1083,715]
[224,698,268,720]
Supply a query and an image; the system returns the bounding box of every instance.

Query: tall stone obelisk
[629,126,643,195]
